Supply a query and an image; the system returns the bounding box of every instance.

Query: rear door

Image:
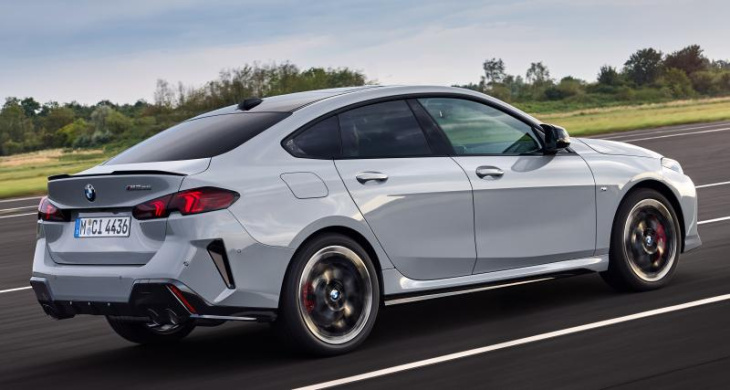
[417,97,596,274]
[333,100,477,280]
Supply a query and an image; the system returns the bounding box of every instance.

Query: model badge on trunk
[84,184,96,202]
[126,184,152,191]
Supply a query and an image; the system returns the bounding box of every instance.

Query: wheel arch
[281,225,387,306]
[616,179,686,251]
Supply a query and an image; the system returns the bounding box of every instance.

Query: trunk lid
[43,159,208,266]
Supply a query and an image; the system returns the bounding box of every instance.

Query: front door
[417,97,596,274]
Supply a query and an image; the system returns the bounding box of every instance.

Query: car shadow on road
[6,272,703,389]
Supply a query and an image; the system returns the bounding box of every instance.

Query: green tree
[624,48,664,86]
[57,119,90,147]
[525,62,553,100]
[106,110,133,135]
[526,62,551,85]
[481,58,506,88]
[662,68,694,98]
[40,106,76,148]
[597,65,622,86]
[0,98,36,154]
[664,44,709,76]
[690,71,716,94]
[545,76,585,100]
[20,97,41,118]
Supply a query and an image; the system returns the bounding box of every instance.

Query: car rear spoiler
[48,170,187,181]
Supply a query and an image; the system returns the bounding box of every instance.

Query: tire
[107,316,196,345]
[277,233,380,356]
[601,188,682,292]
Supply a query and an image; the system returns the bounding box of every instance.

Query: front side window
[339,100,432,158]
[418,98,540,155]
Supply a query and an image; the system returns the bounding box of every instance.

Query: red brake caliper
[655,221,667,259]
[302,284,315,313]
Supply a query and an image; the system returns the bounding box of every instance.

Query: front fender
[573,140,699,255]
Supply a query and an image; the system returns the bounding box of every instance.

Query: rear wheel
[278,233,380,356]
[107,316,195,345]
[602,189,681,292]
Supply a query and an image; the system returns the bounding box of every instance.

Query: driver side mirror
[541,124,571,154]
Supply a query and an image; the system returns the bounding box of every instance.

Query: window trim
[280,92,566,159]
[282,97,443,160]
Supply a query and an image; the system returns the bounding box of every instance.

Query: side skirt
[382,255,608,306]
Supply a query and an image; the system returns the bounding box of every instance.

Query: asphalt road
[2,121,730,389]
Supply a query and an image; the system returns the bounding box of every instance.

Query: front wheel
[277,233,380,356]
[602,189,682,292]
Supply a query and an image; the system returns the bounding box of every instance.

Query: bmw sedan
[31,85,701,355]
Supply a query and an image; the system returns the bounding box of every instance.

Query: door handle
[475,166,504,179]
[356,172,389,184]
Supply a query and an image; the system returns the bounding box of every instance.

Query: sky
[2,0,729,104]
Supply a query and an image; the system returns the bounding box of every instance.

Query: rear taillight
[132,187,239,220]
[38,196,70,222]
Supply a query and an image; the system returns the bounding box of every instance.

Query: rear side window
[107,112,290,164]
[284,116,340,159]
[339,100,432,158]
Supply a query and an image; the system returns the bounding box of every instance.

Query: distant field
[0,149,108,199]
[1,97,729,199]
[536,97,730,136]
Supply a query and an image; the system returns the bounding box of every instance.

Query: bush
[661,68,695,98]
[690,71,716,95]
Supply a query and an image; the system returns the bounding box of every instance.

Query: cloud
[1,0,729,103]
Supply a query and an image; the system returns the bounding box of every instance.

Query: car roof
[193,85,541,127]
[193,86,384,118]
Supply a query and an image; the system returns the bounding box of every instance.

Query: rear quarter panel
[183,138,395,271]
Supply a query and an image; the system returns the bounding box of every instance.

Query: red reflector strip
[167,285,197,314]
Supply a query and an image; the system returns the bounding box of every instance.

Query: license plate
[74,217,131,238]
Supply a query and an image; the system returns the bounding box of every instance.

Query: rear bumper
[30,277,276,323]
[33,209,295,310]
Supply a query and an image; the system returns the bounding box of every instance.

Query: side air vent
[207,240,235,289]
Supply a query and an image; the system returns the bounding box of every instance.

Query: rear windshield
[106,112,290,164]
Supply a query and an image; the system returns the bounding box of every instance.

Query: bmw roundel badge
[84,184,96,202]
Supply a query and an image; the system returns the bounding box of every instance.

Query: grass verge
[0,149,108,199]
[534,97,730,136]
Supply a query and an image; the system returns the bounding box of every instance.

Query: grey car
[31,86,701,355]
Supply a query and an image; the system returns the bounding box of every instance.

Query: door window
[418,98,540,155]
[339,100,432,158]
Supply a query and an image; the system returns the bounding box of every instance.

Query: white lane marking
[598,122,730,140]
[0,196,42,204]
[295,293,730,390]
[619,127,730,143]
[0,286,32,294]
[696,181,730,189]
[0,205,37,213]
[698,216,730,225]
[0,212,36,220]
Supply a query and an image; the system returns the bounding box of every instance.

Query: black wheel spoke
[297,245,373,345]
[623,199,677,282]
